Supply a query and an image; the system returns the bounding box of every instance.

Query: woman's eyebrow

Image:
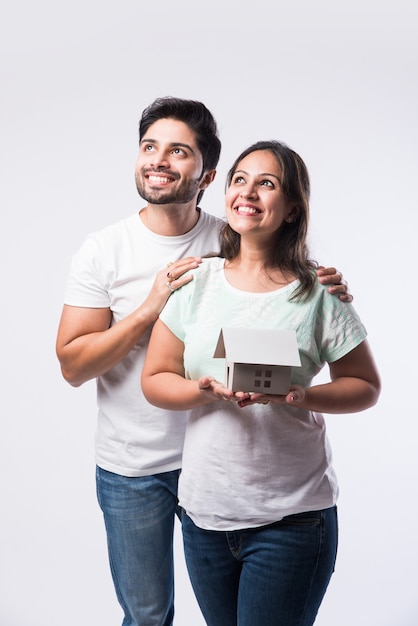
[234,168,281,183]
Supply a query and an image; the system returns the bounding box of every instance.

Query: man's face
[135,118,205,205]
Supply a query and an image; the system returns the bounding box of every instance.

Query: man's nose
[150,150,170,168]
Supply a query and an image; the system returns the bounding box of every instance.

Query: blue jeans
[96,466,181,626]
[182,506,338,626]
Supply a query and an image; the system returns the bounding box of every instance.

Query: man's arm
[56,304,153,387]
[316,266,353,302]
[56,256,201,387]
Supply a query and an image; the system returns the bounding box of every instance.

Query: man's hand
[317,266,353,303]
[144,256,203,321]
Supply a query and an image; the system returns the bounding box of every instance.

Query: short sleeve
[64,235,111,308]
[317,296,367,364]
[159,281,193,342]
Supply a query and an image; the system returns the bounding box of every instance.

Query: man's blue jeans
[96,466,181,626]
[182,506,338,626]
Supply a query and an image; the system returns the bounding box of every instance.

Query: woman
[141,140,381,626]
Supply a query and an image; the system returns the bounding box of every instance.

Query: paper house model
[213,327,301,395]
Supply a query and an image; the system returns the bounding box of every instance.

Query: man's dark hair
[139,96,222,175]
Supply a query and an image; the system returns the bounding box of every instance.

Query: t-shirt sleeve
[159,282,192,342]
[64,235,111,308]
[317,294,367,364]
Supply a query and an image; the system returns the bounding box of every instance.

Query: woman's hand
[197,378,307,408]
[236,385,306,408]
[198,376,252,403]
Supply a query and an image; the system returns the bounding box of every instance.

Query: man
[56,97,350,626]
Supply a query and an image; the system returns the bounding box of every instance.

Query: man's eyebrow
[140,138,195,154]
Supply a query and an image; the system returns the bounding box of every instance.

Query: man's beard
[135,171,202,205]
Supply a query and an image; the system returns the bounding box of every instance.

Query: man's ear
[200,169,217,190]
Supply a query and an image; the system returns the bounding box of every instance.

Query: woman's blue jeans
[96,466,181,626]
[182,506,338,626]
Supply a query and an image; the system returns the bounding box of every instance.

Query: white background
[1,1,417,624]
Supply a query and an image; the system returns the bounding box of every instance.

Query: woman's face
[225,149,294,238]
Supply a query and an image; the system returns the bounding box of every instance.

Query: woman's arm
[142,319,250,410]
[141,318,210,410]
[292,340,381,413]
[240,340,381,413]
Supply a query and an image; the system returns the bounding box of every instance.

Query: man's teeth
[149,175,171,183]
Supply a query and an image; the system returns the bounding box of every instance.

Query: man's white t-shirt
[160,257,368,531]
[64,210,223,477]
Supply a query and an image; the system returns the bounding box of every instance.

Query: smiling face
[135,118,212,205]
[225,149,295,237]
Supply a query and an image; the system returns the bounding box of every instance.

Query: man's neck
[139,203,201,236]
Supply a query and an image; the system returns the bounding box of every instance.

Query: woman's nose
[240,185,257,198]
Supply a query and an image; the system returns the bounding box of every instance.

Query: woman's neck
[224,253,295,293]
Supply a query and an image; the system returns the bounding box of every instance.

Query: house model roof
[213,327,301,367]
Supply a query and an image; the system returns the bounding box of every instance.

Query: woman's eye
[234,176,245,184]
[260,179,274,187]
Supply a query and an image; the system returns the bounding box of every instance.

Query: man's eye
[172,148,185,156]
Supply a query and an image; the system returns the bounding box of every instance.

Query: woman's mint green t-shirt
[160,257,367,531]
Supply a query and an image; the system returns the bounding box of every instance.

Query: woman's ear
[285,206,299,223]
